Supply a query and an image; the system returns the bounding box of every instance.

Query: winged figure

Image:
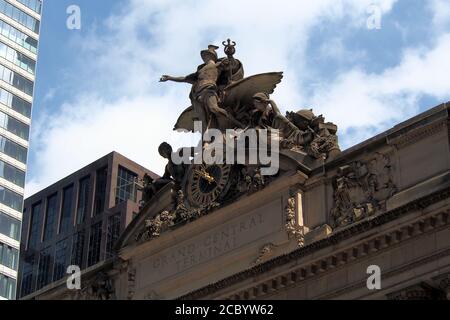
[174,72,284,132]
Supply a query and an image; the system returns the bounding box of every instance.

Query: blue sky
[27,0,450,195]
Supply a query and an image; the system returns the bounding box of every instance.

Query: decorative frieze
[330,152,397,228]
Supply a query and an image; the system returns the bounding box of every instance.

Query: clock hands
[194,168,215,184]
[188,164,232,207]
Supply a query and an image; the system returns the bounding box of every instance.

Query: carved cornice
[226,210,449,300]
[322,247,450,300]
[177,186,450,300]
[387,283,446,300]
[303,176,332,191]
[387,119,447,149]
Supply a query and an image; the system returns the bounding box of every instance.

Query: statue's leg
[205,92,228,118]
[205,92,244,128]
[191,98,208,134]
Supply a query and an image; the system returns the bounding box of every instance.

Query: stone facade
[23,102,450,300]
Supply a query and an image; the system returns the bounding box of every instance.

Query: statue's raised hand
[160,75,170,82]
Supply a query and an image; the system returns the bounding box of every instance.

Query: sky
[26,0,450,196]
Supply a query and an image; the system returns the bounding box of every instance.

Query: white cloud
[27,92,197,196]
[42,88,56,102]
[36,0,450,197]
[317,37,368,64]
[429,0,450,30]
[309,33,450,147]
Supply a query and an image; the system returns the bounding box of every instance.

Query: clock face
[186,164,232,207]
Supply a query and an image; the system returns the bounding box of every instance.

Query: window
[106,214,121,257]
[16,0,42,14]
[20,254,34,297]
[0,135,28,163]
[28,202,41,248]
[43,194,57,242]
[76,176,90,225]
[59,185,73,233]
[87,221,102,267]
[0,40,36,74]
[0,159,25,187]
[0,273,15,299]
[94,167,107,215]
[53,239,68,281]
[0,110,30,140]
[71,231,84,268]
[0,242,18,270]
[0,64,34,96]
[115,166,137,204]
[0,185,23,211]
[37,247,52,289]
[0,19,38,54]
[0,87,32,117]
[0,210,20,240]
[0,0,40,33]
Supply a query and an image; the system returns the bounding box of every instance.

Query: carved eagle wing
[222,72,284,109]
[174,106,196,132]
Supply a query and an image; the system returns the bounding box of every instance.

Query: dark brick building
[17,151,156,298]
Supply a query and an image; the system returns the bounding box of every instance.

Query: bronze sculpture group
[160,40,339,155]
[136,40,341,241]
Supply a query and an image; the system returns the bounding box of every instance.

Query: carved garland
[136,166,275,243]
[285,196,306,247]
[253,243,277,266]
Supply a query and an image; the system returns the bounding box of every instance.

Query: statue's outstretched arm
[160,73,196,84]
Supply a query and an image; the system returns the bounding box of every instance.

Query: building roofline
[311,101,450,174]
[24,151,157,202]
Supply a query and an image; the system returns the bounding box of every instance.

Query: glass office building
[17,152,156,299]
[0,0,42,300]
